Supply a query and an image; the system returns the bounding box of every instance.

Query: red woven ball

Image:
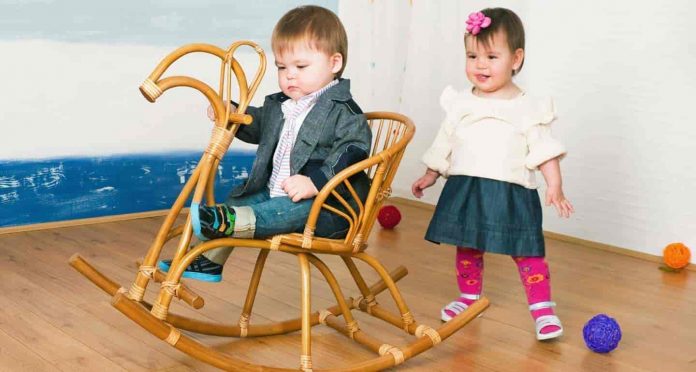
[377,205,401,229]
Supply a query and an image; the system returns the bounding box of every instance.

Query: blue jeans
[203,188,349,264]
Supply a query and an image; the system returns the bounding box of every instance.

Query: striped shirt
[268,79,338,198]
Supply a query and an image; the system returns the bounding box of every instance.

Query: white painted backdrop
[0,40,272,160]
[0,1,339,160]
[340,0,696,262]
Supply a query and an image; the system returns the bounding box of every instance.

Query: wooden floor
[0,201,694,371]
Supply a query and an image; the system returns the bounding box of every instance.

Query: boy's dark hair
[272,5,348,78]
[466,7,526,75]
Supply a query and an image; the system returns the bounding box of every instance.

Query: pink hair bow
[466,12,491,35]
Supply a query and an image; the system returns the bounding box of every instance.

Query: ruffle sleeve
[524,97,567,169]
[421,86,466,176]
[421,119,452,176]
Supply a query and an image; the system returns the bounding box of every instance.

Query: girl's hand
[411,171,439,198]
[545,185,574,218]
[282,175,318,202]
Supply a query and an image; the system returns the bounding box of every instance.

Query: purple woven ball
[583,314,622,353]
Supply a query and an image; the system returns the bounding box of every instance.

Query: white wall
[0,1,337,160]
[0,40,276,160]
[341,0,696,261]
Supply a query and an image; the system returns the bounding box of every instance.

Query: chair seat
[267,232,368,253]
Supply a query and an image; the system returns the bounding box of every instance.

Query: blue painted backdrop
[0,152,255,227]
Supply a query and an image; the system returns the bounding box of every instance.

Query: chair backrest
[303,111,415,251]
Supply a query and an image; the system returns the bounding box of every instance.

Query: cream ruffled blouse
[422,86,566,189]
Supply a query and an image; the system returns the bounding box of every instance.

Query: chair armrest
[302,152,385,241]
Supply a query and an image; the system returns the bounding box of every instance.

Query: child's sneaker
[530,301,563,340]
[157,255,223,282]
[191,202,236,241]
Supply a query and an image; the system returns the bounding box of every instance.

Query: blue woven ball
[583,314,622,353]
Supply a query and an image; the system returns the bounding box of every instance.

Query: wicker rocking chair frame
[70,41,488,371]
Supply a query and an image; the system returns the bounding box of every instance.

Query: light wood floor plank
[0,327,57,372]
[0,294,127,371]
[0,200,694,371]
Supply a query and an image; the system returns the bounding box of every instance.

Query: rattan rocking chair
[70,40,489,371]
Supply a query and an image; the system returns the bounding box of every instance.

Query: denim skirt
[425,175,545,256]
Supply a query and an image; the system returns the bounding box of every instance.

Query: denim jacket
[231,79,372,199]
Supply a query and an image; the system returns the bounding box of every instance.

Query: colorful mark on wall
[0,151,255,227]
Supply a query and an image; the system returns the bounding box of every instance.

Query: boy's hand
[545,185,574,218]
[282,175,319,202]
[207,103,237,122]
[411,170,439,198]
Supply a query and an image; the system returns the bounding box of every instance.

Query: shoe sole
[157,261,222,283]
[537,329,563,341]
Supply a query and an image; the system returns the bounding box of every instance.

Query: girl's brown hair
[272,5,348,78]
[466,8,526,75]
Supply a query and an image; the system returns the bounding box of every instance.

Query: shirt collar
[281,79,338,117]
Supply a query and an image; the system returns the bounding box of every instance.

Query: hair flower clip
[466,12,491,35]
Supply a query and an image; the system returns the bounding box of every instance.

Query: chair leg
[342,257,378,309]
[298,253,313,371]
[354,252,414,330]
[305,254,358,334]
[239,249,270,337]
[129,166,202,302]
